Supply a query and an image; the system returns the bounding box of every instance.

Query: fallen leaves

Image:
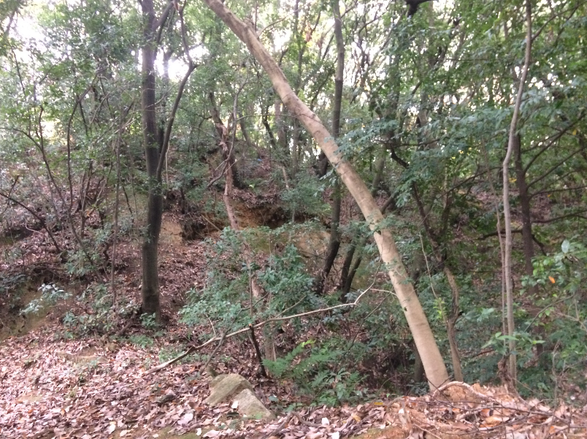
[1,257,587,439]
[1,334,586,439]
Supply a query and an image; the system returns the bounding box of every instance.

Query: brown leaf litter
[1,327,586,439]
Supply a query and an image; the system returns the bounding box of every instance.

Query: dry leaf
[178,411,194,426]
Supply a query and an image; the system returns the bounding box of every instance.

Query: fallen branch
[144,284,373,374]
[431,381,497,402]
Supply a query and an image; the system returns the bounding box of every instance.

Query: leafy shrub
[129,334,154,349]
[280,173,329,221]
[62,283,139,337]
[515,238,587,400]
[180,226,324,337]
[264,339,365,406]
[140,312,159,330]
[22,283,71,315]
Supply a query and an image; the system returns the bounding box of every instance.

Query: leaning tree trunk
[202,0,449,390]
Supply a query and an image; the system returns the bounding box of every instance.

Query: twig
[248,324,267,377]
[431,381,497,402]
[200,213,222,232]
[260,413,292,439]
[200,328,229,374]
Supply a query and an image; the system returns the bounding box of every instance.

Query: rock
[233,388,274,420]
[205,373,254,405]
[156,390,177,405]
[205,373,274,420]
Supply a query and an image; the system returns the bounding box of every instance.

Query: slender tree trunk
[444,266,464,382]
[316,0,344,294]
[513,134,534,278]
[343,244,363,295]
[216,114,276,362]
[339,242,355,296]
[502,0,533,383]
[317,181,341,294]
[275,100,288,156]
[202,0,448,389]
[209,92,243,189]
[139,1,194,319]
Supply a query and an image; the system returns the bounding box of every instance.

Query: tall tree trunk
[501,0,533,384]
[316,0,344,295]
[139,0,194,319]
[209,91,243,189]
[202,0,449,389]
[513,134,534,278]
[339,241,355,296]
[444,266,464,382]
[317,180,341,294]
[214,111,276,361]
[140,0,162,318]
[342,244,363,295]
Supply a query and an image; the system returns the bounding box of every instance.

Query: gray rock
[205,373,274,420]
[233,388,274,420]
[205,373,254,406]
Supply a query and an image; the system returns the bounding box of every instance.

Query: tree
[139,0,196,319]
[201,0,449,390]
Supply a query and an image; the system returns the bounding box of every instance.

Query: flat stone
[205,373,254,406]
[233,389,274,420]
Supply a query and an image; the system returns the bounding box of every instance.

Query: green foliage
[0,271,26,305]
[258,243,319,313]
[280,174,329,221]
[62,283,138,337]
[129,334,154,349]
[180,229,253,333]
[264,339,365,406]
[22,283,71,315]
[64,246,100,278]
[180,226,324,336]
[516,239,587,400]
[140,313,160,330]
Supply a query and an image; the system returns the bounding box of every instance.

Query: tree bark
[139,0,194,319]
[444,266,464,382]
[316,0,344,295]
[513,134,534,278]
[140,0,162,318]
[502,0,532,382]
[202,0,448,389]
[317,180,341,294]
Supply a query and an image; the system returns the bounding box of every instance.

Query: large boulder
[205,373,274,420]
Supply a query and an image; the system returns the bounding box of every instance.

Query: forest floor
[1,213,587,438]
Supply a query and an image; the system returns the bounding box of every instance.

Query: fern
[264,339,366,406]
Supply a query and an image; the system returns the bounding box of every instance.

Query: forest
[0,0,586,437]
